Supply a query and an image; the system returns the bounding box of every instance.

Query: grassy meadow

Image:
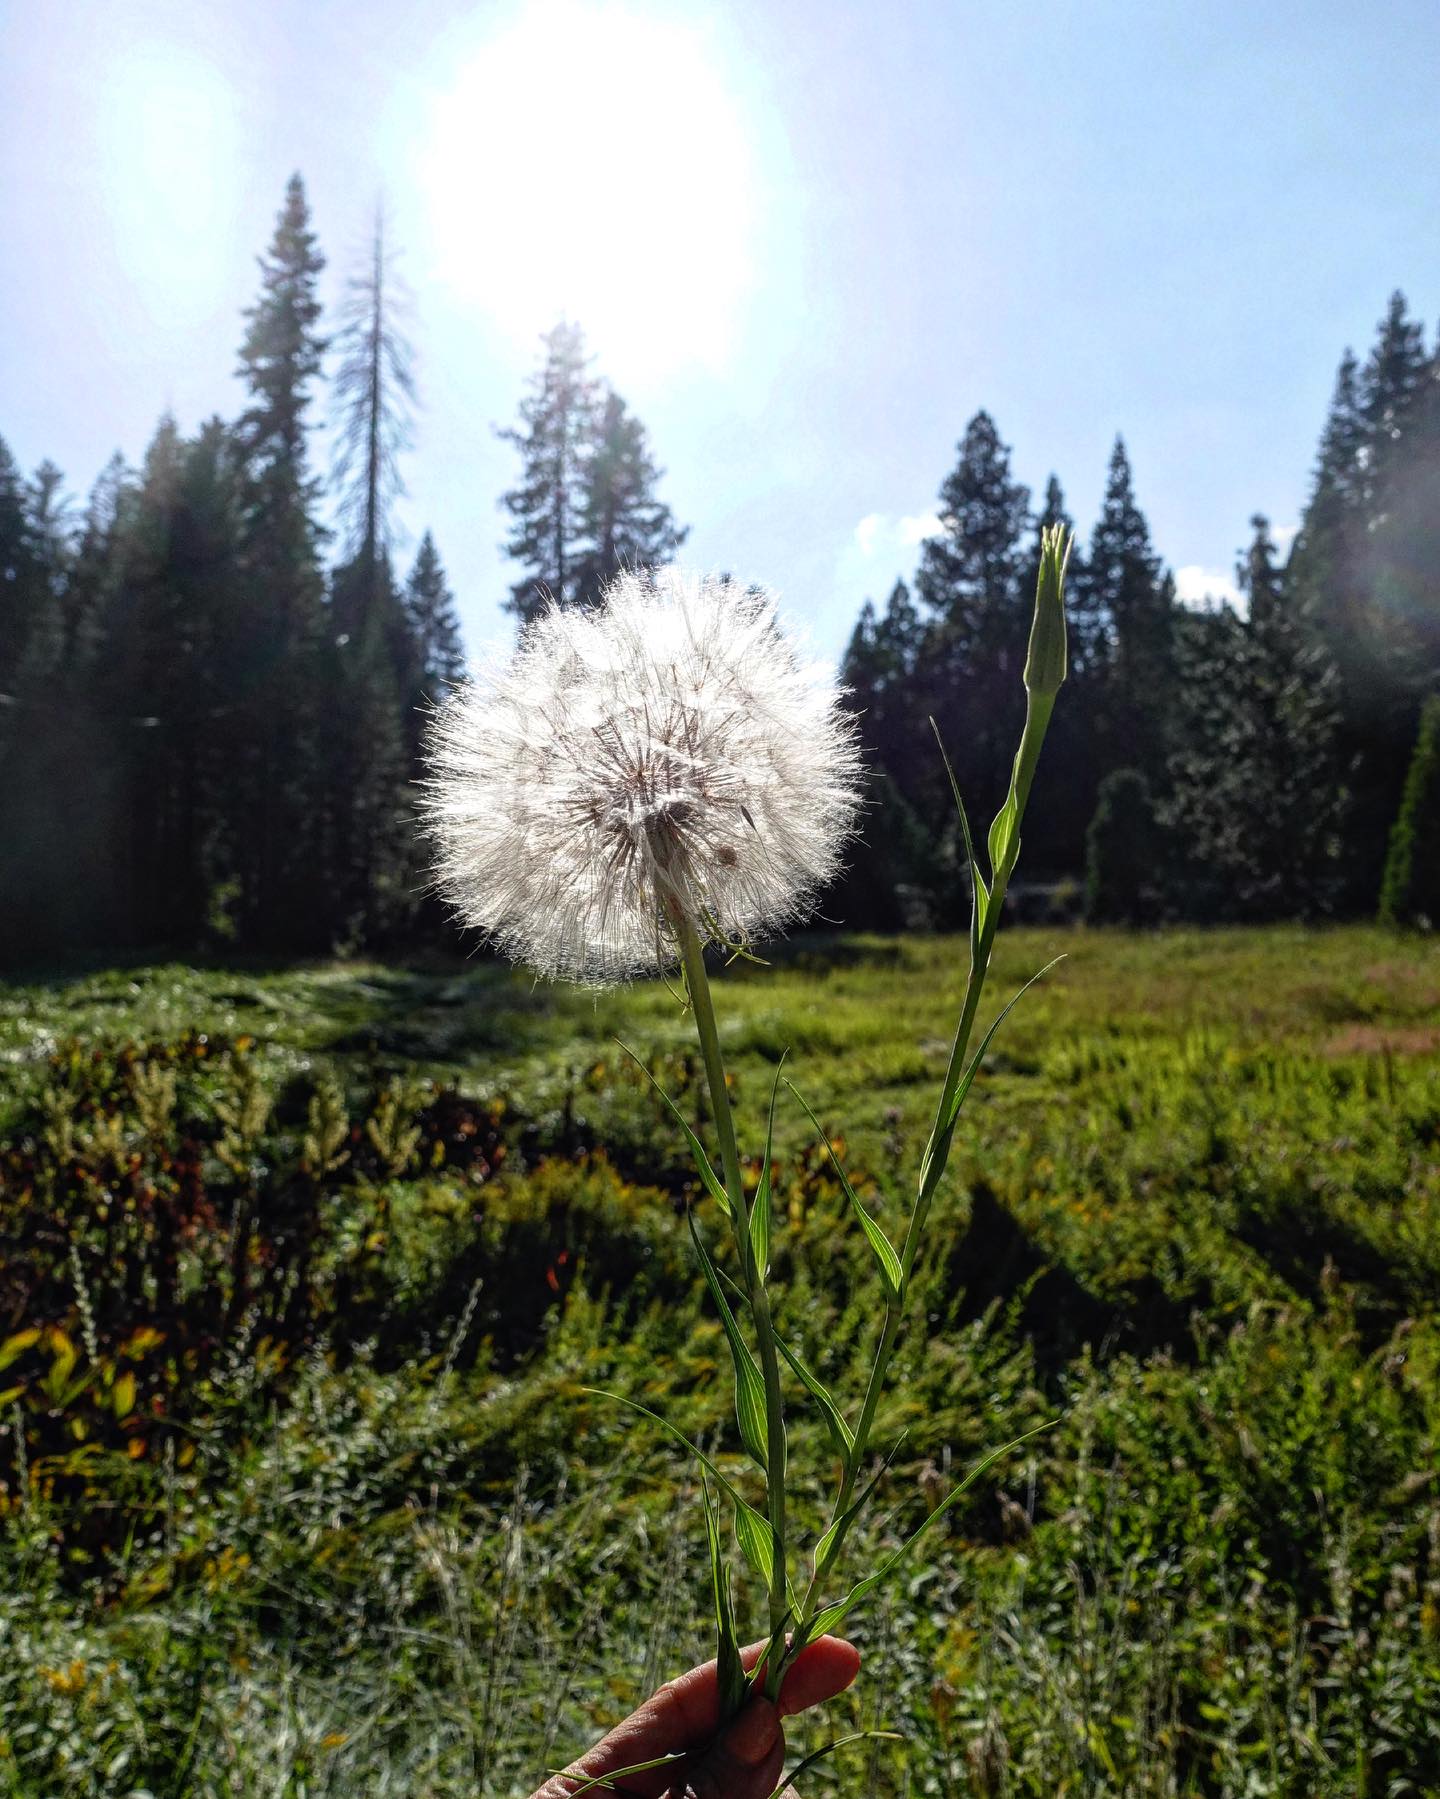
[1,927,1438,1796]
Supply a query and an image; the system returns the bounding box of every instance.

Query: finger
[776,1636,862,1719]
[683,1695,785,1799]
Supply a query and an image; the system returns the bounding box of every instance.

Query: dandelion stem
[674,907,790,1695]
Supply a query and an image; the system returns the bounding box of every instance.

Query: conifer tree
[1086,437,1175,768]
[915,411,1032,817]
[92,417,242,945]
[1290,295,1439,905]
[1164,516,1347,918]
[323,211,423,946]
[573,388,688,605]
[403,531,465,701]
[1379,694,1440,928]
[331,208,416,642]
[0,438,45,688]
[230,174,330,949]
[1084,767,1160,924]
[499,321,599,624]
[835,579,938,927]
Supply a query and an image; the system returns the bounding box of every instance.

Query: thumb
[684,1694,785,1799]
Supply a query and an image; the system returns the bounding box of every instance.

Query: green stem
[674,908,790,1696]
[782,689,1058,1667]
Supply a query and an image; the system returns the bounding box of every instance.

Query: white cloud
[852,510,942,558]
[1271,522,1300,551]
[897,511,943,546]
[1175,564,1242,611]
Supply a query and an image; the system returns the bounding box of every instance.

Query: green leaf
[765,1731,904,1799]
[930,718,988,946]
[616,1040,731,1221]
[742,1605,798,1704]
[987,789,1018,885]
[940,957,1064,1144]
[688,1211,771,1474]
[785,1082,904,1302]
[0,1328,41,1374]
[920,957,1065,1199]
[750,1055,786,1279]
[582,1387,774,1586]
[799,1420,1056,1645]
[812,1432,908,1577]
[773,1332,853,1459]
[702,1475,746,1723]
[549,1752,687,1796]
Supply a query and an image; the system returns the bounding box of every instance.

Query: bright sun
[418,1,754,373]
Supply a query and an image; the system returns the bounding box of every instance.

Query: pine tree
[1379,694,1440,928]
[1164,516,1348,919]
[499,321,599,625]
[573,387,688,605]
[322,210,424,946]
[915,411,1032,821]
[916,411,1032,670]
[403,531,465,701]
[834,580,938,927]
[1086,437,1175,769]
[230,174,331,949]
[1290,296,1439,908]
[1084,768,1161,924]
[89,417,242,946]
[0,438,46,688]
[331,207,416,639]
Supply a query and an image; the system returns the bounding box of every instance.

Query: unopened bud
[1023,524,1072,698]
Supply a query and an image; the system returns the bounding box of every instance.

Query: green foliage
[1380,693,1440,928]
[1085,767,1160,923]
[2,933,1439,1791]
[1164,519,1350,921]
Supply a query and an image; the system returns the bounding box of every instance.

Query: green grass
[1,927,1438,1796]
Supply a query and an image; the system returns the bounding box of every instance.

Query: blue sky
[3,0,1438,661]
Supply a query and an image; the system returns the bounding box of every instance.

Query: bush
[1380,693,1440,928]
[1084,767,1161,923]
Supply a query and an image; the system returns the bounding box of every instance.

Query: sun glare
[98,44,241,327]
[418,1,754,373]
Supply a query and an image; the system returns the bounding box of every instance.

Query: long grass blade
[688,1210,771,1473]
[920,957,1065,1196]
[583,1387,774,1584]
[548,1752,687,1796]
[773,1331,853,1459]
[764,1731,905,1799]
[798,1419,1056,1645]
[616,1039,732,1220]
[702,1474,746,1722]
[930,716,987,949]
[812,1431,908,1575]
[749,1054,786,1278]
[785,1081,904,1301]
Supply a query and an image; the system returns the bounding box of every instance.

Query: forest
[2,172,1438,968]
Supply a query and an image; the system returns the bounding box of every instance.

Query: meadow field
[1,926,1437,1797]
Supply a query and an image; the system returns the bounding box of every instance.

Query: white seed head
[420,567,863,983]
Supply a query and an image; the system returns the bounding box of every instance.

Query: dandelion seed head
[421,567,863,983]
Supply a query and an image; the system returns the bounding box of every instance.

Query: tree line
[0,176,684,963]
[2,173,1436,962]
[836,292,1440,930]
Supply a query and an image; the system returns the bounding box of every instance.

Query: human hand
[531,1634,861,1799]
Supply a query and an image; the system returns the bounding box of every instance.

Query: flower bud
[1023,524,1072,698]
